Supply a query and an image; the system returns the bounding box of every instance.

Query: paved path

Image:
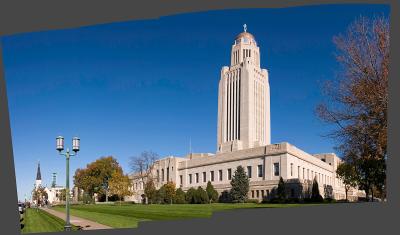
[40,207,112,230]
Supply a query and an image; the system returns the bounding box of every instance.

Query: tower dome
[234,24,257,45]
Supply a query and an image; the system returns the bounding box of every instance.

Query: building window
[290,163,293,177]
[219,170,223,181]
[273,163,279,176]
[167,167,169,181]
[261,190,265,198]
[228,168,232,180]
[303,168,305,179]
[247,166,252,178]
[258,165,263,177]
[157,170,160,182]
[179,175,183,186]
[203,172,206,182]
[189,174,192,184]
[162,169,164,181]
[298,166,300,178]
[196,173,199,183]
[211,171,214,182]
[251,190,254,198]
[256,190,259,198]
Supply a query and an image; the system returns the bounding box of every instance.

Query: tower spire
[36,161,42,181]
[243,24,247,32]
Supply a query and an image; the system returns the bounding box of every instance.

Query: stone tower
[217,24,271,153]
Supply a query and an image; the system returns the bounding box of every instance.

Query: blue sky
[1,4,390,201]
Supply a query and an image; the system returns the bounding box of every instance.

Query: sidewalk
[40,207,112,230]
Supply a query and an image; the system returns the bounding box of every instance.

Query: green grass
[21,208,77,234]
[52,203,317,228]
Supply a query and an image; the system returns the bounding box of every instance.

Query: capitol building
[127,25,364,203]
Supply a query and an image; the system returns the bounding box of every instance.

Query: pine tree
[206,181,219,203]
[277,177,286,201]
[311,178,323,202]
[230,166,250,203]
[174,188,187,204]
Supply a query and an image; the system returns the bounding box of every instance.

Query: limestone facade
[126,26,364,203]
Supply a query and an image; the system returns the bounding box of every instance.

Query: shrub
[185,187,197,204]
[195,187,209,204]
[245,199,259,203]
[206,181,219,203]
[219,190,232,203]
[174,188,187,204]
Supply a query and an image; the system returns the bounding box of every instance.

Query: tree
[277,177,286,201]
[336,162,358,201]
[32,186,48,206]
[59,189,67,202]
[316,15,388,201]
[311,178,323,202]
[195,187,209,204]
[164,181,176,204]
[144,178,157,204]
[129,151,158,181]
[185,187,197,204]
[108,169,133,205]
[230,166,250,203]
[73,156,123,201]
[218,190,232,203]
[206,181,219,203]
[174,188,186,204]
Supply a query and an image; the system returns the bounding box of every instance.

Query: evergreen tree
[206,181,219,203]
[311,178,323,202]
[195,187,209,204]
[230,166,250,203]
[174,188,187,204]
[185,187,197,204]
[144,178,157,204]
[277,177,286,201]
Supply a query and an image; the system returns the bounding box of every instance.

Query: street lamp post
[56,136,80,231]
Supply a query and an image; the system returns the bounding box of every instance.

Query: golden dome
[235,32,255,40]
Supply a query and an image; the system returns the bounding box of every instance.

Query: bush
[174,188,187,204]
[206,181,219,203]
[245,199,259,203]
[195,187,209,204]
[185,187,197,204]
[323,198,336,203]
[218,190,232,203]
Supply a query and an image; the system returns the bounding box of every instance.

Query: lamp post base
[64,225,72,231]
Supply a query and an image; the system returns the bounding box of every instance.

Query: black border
[0,1,398,235]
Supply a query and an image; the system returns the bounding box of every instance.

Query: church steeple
[35,161,42,189]
[36,161,42,180]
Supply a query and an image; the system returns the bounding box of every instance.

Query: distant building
[32,162,66,205]
[126,25,364,203]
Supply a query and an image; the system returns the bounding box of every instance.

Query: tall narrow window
[273,163,280,176]
[162,169,164,181]
[247,166,252,178]
[166,167,169,181]
[228,168,232,180]
[189,174,192,184]
[290,163,293,177]
[179,175,183,186]
[258,165,263,177]
[298,166,300,178]
[219,170,223,181]
[196,173,199,183]
[157,170,160,182]
[203,172,206,183]
[211,171,214,182]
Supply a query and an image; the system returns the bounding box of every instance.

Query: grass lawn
[53,203,319,228]
[21,208,78,234]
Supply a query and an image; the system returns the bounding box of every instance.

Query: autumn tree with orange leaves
[316,15,389,201]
